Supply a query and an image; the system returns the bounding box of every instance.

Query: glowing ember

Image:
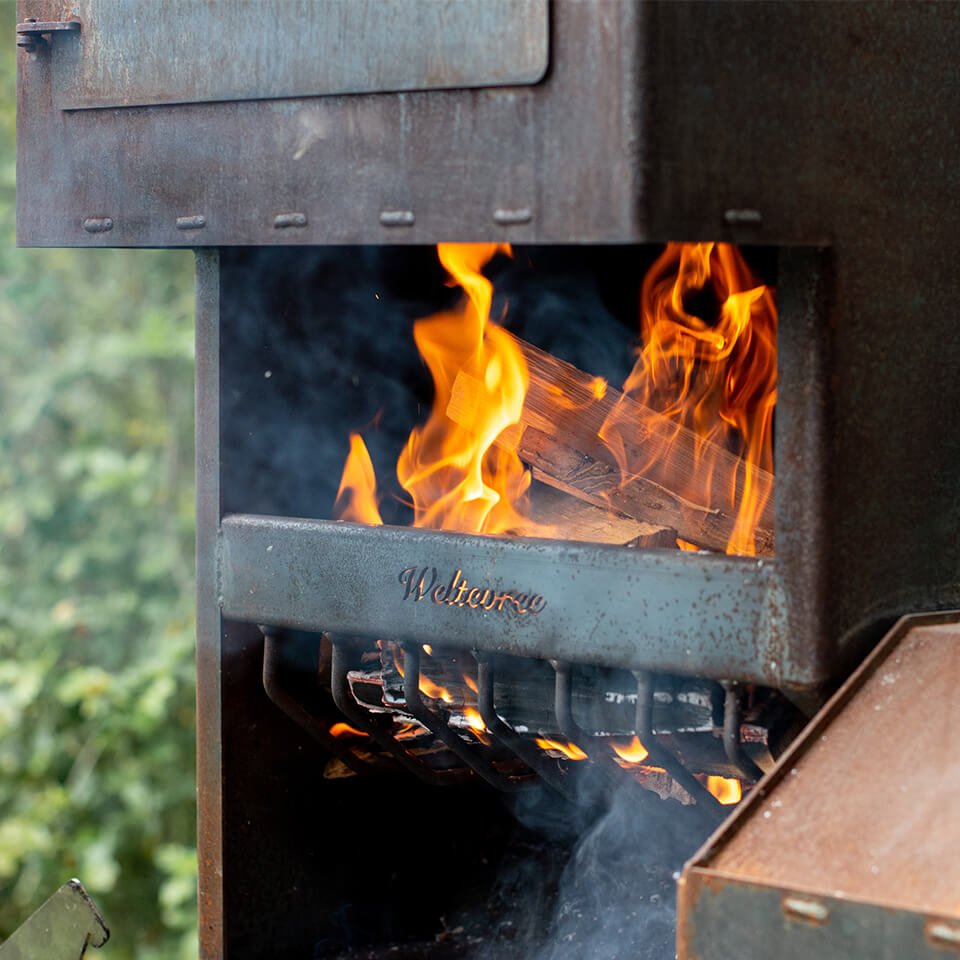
[611,735,649,764]
[463,707,486,732]
[704,775,742,805]
[461,706,492,745]
[535,738,589,761]
[418,674,454,704]
[329,722,368,739]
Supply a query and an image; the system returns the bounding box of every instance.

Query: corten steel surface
[17,0,643,245]
[18,0,960,688]
[54,0,549,110]
[677,612,960,960]
[218,513,784,685]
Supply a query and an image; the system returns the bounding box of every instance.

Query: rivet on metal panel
[926,919,960,950]
[493,208,533,225]
[724,208,763,225]
[82,217,113,234]
[379,210,415,227]
[176,215,206,231]
[781,895,830,925]
[273,212,308,229]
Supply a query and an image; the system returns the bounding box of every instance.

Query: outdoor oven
[16,1,960,958]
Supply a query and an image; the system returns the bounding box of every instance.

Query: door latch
[16,17,81,53]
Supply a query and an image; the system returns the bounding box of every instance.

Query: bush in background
[0,5,198,955]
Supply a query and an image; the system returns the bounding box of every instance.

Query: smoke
[471,770,716,960]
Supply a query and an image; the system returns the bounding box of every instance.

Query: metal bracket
[16,18,80,52]
[0,879,108,960]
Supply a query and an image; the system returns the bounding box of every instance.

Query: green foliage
[0,4,198,955]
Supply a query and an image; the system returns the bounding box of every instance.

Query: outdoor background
[0,2,199,955]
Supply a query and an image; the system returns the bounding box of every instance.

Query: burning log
[528,485,676,547]
[521,426,759,554]
[447,334,774,555]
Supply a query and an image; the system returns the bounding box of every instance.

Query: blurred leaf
[0,3,198,953]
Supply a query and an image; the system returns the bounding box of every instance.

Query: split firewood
[523,426,773,555]
[528,484,675,547]
[447,333,774,555]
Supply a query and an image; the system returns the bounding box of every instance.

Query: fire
[602,243,776,555]
[704,775,742,805]
[335,242,774,555]
[333,433,383,525]
[329,722,368,739]
[418,674,454,704]
[397,243,542,535]
[463,707,486,732]
[335,243,546,536]
[462,706,492,745]
[535,738,589,761]
[391,647,455,704]
[611,735,649,764]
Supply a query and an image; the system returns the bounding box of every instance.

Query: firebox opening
[214,244,800,959]
[223,243,778,559]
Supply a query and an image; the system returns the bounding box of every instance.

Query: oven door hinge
[16,17,81,53]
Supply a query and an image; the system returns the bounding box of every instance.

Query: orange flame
[334,244,546,536]
[396,243,541,535]
[392,647,455,705]
[329,722,368,739]
[602,243,776,555]
[463,707,486,732]
[611,735,649,764]
[333,433,383,525]
[704,775,742,805]
[535,738,588,761]
[418,674,454,704]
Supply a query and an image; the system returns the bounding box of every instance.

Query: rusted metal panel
[678,612,960,959]
[16,0,643,246]
[193,251,223,960]
[644,1,960,684]
[55,0,549,110]
[217,513,788,685]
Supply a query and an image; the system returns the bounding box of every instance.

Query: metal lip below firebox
[217,513,788,686]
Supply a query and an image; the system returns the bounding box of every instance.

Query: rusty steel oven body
[16,1,960,958]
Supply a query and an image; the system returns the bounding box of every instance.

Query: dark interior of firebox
[216,246,795,960]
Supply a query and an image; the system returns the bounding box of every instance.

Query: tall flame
[396,243,539,535]
[333,433,383,525]
[603,243,776,555]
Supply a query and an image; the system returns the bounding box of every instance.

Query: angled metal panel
[55,0,549,110]
[678,612,960,959]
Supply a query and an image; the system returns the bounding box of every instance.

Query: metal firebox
[16,1,960,959]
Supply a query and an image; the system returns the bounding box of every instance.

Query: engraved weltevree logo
[398,567,546,617]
